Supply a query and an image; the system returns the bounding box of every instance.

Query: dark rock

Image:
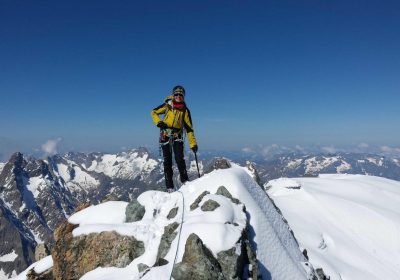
[303,249,309,261]
[167,207,178,219]
[154,258,169,266]
[205,158,231,174]
[137,263,149,273]
[172,233,225,280]
[26,268,53,280]
[216,186,233,199]
[216,186,240,204]
[316,268,330,280]
[217,246,245,279]
[0,206,36,277]
[246,161,263,189]
[156,222,180,261]
[245,241,259,280]
[190,191,210,211]
[201,199,220,211]
[125,199,145,222]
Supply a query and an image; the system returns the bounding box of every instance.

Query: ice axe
[194,151,201,178]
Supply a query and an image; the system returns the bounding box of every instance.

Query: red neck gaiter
[173,101,185,110]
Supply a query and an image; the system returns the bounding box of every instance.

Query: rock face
[190,191,210,210]
[205,158,231,174]
[246,161,263,189]
[216,186,240,204]
[34,243,50,261]
[26,268,53,280]
[172,233,225,280]
[125,199,145,222]
[156,222,180,263]
[167,207,178,219]
[0,207,35,278]
[52,220,145,280]
[172,189,258,280]
[201,199,220,211]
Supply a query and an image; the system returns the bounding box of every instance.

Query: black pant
[162,140,189,189]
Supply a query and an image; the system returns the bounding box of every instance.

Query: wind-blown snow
[266,174,400,280]
[0,163,5,174]
[0,251,18,262]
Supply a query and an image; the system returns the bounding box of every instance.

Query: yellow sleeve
[151,104,167,126]
[183,109,197,148]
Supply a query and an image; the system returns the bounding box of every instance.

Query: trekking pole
[194,151,201,178]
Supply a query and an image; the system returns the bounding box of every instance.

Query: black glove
[157,121,168,129]
[191,145,198,153]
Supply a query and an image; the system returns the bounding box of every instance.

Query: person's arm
[183,108,197,150]
[151,104,167,126]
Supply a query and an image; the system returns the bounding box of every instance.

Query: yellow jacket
[151,96,197,148]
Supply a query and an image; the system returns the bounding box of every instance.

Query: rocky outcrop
[190,191,210,210]
[156,222,180,264]
[52,220,145,280]
[172,231,258,280]
[172,233,225,280]
[205,158,231,174]
[246,161,263,189]
[216,186,240,204]
[35,243,50,261]
[26,267,53,280]
[167,207,178,219]
[0,205,36,277]
[201,199,220,211]
[125,199,145,222]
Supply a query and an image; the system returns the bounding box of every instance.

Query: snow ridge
[267,174,400,280]
[13,164,312,280]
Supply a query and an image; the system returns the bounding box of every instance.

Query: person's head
[172,85,185,102]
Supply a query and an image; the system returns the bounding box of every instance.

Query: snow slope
[266,174,400,280]
[14,165,311,280]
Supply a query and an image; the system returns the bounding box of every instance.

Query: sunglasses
[174,93,184,97]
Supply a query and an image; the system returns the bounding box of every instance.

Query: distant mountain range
[0,148,399,278]
[249,153,400,186]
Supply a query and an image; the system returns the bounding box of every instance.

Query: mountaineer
[151,85,198,192]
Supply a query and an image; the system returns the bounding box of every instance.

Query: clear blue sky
[1,0,399,157]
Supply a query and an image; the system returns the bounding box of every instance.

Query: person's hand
[157,121,168,129]
[191,145,198,153]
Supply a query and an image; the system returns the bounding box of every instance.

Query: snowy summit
[13,164,318,280]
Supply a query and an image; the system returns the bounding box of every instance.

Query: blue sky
[1,0,399,158]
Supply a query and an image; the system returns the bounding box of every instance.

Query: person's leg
[162,143,174,189]
[173,140,189,184]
